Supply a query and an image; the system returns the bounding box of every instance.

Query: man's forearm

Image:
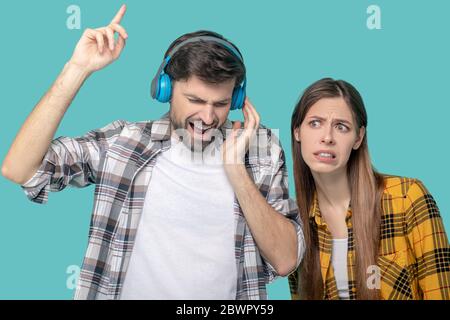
[225,164,298,276]
[1,61,91,184]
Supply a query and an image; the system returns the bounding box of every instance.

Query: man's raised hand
[69,4,128,74]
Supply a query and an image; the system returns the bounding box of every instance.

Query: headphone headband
[151,34,247,110]
[165,36,244,63]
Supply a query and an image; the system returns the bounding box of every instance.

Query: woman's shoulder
[381,174,430,199]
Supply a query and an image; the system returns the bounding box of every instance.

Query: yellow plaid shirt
[289,176,450,299]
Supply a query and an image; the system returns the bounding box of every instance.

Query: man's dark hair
[164,30,246,87]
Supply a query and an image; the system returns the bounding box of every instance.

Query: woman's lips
[313,151,337,163]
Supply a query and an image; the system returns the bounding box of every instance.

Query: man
[2,5,304,300]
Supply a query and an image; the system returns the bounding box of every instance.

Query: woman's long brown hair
[291,78,385,299]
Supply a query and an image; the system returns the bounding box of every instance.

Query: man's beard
[170,116,220,153]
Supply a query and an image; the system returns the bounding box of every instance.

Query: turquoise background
[1,0,449,299]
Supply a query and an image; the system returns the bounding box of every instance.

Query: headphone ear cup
[231,86,245,110]
[157,73,172,103]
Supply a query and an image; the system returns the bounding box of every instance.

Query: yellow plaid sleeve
[405,179,450,299]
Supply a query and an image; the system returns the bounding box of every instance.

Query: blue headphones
[150,36,247,110]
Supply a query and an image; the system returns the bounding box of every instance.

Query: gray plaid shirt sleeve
[262,146,305,284]
[21,120,127,204]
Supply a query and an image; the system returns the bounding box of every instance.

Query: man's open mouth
[188,120,213,135]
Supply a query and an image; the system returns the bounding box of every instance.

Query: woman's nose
[321,127,335,145]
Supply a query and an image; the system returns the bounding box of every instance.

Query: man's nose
[199,104,215,125]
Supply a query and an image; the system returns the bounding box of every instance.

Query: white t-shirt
[120,136,237,300]
[331,238,350,300]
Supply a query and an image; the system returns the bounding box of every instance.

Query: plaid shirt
[289,176,450,300]
[21,113,304,300]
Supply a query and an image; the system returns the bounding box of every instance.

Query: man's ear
[294,127,301,142]
[353,126,366,150]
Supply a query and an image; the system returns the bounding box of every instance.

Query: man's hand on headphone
[222,97,261,169]
[68,4,128,74]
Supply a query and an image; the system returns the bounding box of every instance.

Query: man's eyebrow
[183,93,231,104]
[184,94,205,102]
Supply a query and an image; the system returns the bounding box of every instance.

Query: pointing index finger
[111,4,127,24]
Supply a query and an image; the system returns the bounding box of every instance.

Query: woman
[289,78,450,299]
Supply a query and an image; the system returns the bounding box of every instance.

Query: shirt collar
[149,112,171,142]
[309,193,323,226]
